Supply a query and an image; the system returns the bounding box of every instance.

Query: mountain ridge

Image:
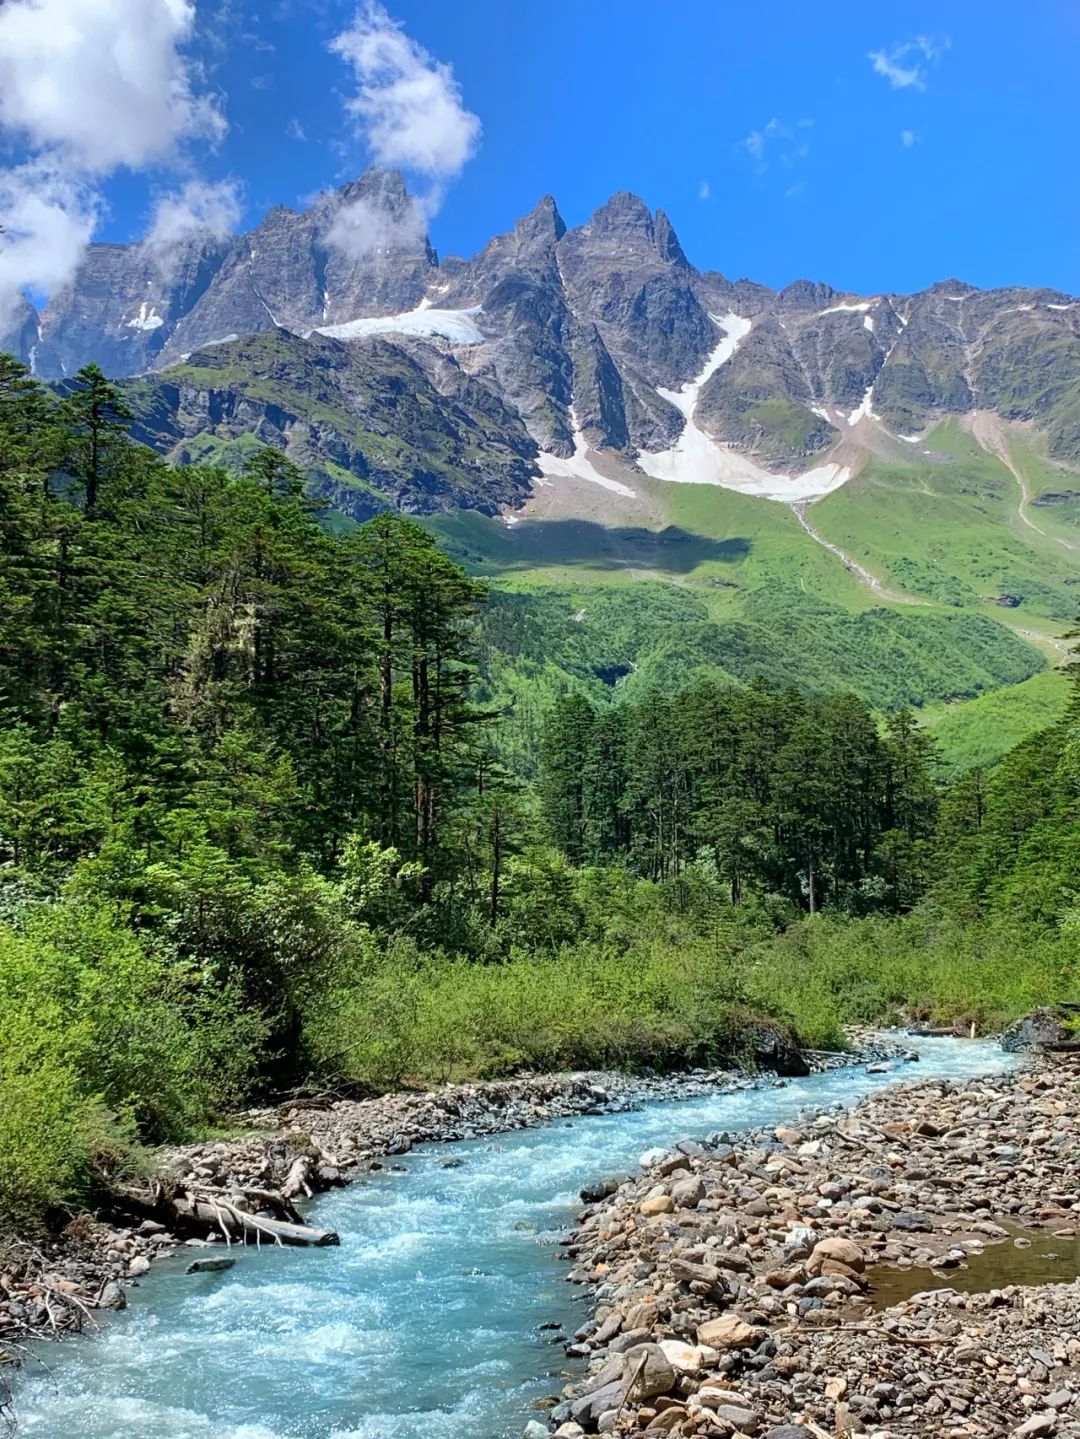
[11,167,1080,517]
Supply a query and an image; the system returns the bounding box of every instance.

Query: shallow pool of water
[868,1223,1080,1309]
[15,1039,1013,1439]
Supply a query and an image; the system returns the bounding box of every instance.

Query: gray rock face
[697,316,836,469]
[0,295,41,365]
[29,169,437,381]
[557,192,717,390]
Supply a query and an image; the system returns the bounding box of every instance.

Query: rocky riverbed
[551,1061,1080,1439]
[0,1030,908,1348]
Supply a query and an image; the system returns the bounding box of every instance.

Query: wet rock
[185,1256,237,1275]
[581,1176,621,1204]
[751,1026,811,1077]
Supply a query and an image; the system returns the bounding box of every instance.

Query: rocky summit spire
[515,193,567,249]
[588,191,654,236]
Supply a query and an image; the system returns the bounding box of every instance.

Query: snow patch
[127,302,164,332]
[810,405,831,421]
[818,301,873,316]
[637,313,851,501]
[502,513,520,527]
[899,433,922,443]
[848,385,877,426]
[1047,302,1077,312]
[863,313,874,332]
[538,413,637,499]
[312,306,484,346]
[202,334,240,348]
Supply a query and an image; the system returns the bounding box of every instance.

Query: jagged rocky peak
[653,210,689,267]
[515,193,567,249]
[558,191,716,388]
[577,190,687,266]
[1,295,41,366]
[777,279,838,310]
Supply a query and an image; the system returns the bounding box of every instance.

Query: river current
[15,1038,1012,1439]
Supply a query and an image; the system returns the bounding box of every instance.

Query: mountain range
[5,168,1078,770]
[8,167,1080,521]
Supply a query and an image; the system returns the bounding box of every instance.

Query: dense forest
[0,352,1076,1234]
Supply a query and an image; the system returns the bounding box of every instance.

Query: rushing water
[15,1039,1012,1439]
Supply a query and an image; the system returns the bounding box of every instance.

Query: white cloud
[698,179,710,201]
[743,117,811,173]
[0,0,224,174]
[901,129,918,147]
[324,193,427,261]
[869,35,949,92]
[287,118,308,142]
[330,3,481,189]
[143,177,242,270]
[0,0,227,320]
[0,164,101,325]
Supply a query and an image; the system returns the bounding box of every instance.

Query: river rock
[185,1257,237,1275]
[640,1191,674,1216]
[671,1175,705,1209]
[622,1343,678,1401]
[697,1315,764,1349]
[807,1236,864,1274]
[1002,1008,1071,1052]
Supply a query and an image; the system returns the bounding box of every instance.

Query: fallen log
[175,1195,339,1247]
[115,1184,338,1247]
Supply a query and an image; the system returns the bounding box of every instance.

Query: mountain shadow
[447,519,750,574]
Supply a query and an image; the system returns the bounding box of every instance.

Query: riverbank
[0,1031,908,1348]
[555,1060,1080,1438]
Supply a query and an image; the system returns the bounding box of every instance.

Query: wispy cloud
[900,129,918,147]
[698,179,710,201]
[142,178,243,272]
[743,117,812,173]
[869,35,949,91]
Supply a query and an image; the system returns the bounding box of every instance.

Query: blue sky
[2,0,1079,305]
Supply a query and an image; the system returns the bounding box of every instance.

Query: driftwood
[118,1181,339,1248]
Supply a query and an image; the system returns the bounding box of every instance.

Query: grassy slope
[920,669,1070,775]
[427,441,1063,772]
[812,421,1078,625]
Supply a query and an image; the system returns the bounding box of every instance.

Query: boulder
[671,1176,705,1209]
[1001,1008,1071,1052]
[658,1339,712,1373]
[751,1025,811,1077]
[807,1236,864,1274]
[640,1192,674,1217]
[621,1343,678,1401]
